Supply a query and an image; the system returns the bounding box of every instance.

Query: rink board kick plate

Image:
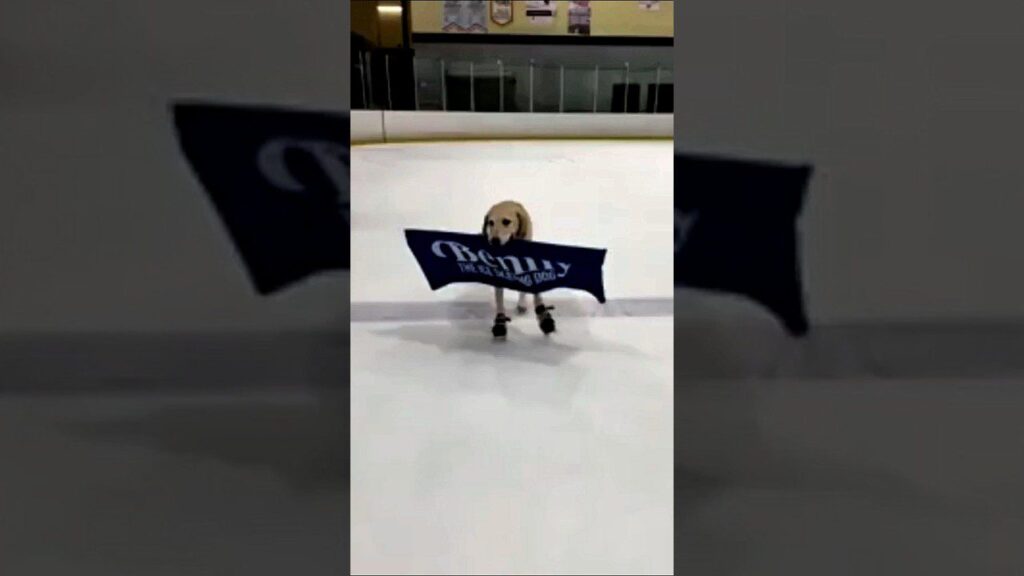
[405,229,607,303]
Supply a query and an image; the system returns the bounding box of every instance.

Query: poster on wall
[567,1,591,35]
[638,0,661,10]
[442,0,488,33]
[491,0,513,26]
[526,0,557,25]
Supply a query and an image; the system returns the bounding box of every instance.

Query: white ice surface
[351,317,673,575]
[350,140,674,575]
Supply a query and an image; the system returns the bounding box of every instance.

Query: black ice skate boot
[492,313,510,339]
[535,304,556,335]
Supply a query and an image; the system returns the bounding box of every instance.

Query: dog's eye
[502,218,511,226]
[487,219,494,227]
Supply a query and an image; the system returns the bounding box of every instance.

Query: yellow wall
[377,1,406,47]
[410,0,673,38]
[352,1,380,43]
[352,1,406,48]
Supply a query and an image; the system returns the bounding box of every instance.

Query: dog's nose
[489,237,501,246]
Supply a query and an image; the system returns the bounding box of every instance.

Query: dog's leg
[534,293,556,335]
[516,292,529,315]
[492,287,509,338]
[495,287,506,316]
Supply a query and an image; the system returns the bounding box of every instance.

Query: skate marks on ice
[371,316,655,369]
[351,296,674,323]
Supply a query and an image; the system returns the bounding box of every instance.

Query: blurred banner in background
[675,153,812,336]
[173,103,350,294]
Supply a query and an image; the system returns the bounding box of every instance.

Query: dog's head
[483,201,528,246]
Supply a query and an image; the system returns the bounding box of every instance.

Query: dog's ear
[482,215,489,236]
[515,208,531,239]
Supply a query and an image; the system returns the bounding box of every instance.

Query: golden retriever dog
[483,200,556,338]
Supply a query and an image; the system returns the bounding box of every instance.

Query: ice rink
[350,140,675,575]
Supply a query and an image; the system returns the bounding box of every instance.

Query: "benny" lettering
[431,240,571,277]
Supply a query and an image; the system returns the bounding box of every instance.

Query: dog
[482,200,556,338]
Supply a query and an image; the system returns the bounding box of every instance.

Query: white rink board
[350,111,673,143]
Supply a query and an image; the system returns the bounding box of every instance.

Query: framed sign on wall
[491,0,513,26]
[443,0,488,33]
[568,1,591,35]
[525,0,556,25]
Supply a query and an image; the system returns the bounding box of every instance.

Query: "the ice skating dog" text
[431,239,571,288]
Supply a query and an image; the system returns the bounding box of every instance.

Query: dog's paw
[535,305,556,335]
[492,314,510,339]
[539,316,556,335]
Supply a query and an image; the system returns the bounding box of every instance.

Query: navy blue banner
[676,153,812,336]
[172,102,349,295]
[405,230,608,303]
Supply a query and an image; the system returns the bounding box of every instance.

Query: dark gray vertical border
[339,6,351,576]
[339,1,351,111]
[0,1,353,574]
[672,0,1024,573]
[673,5,683,573]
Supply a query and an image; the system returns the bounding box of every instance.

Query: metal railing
[354,53,673,114]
